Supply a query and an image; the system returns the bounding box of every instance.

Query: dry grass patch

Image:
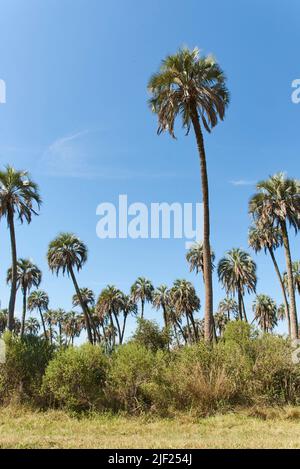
[0,406,300,449]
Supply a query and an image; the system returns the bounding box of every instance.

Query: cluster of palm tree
[0,47,299,346]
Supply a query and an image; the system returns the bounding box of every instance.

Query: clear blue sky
[0,0,299,336]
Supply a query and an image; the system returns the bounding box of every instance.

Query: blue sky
[0,0,299,337]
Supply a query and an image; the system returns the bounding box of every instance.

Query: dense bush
[132,319,171,352]
[1,321,300,415]
[0,332,53,404]
[42,344,108,410]
[107,342,162,413]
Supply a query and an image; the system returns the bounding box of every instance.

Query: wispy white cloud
[39,129,189,181]
[230,179,257,187]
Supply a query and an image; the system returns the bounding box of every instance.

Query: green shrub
[132,319,171,352]
[251,335,300,404]
[42,344,108,410]
[0,332,54,405]
[108,342,159,413]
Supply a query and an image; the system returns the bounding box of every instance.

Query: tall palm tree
[131,277,154,319]
[62,311,81,346]
[148,47,229,342]
[170,279,200,343]
[253,294,278,333]
[214,311,228,337]
[44,309,55,344]
[120,294,137,344]
[152,285,170,328]
[7,259,42,338]
[24,317,40,336]
[0,166,41,330]
[218,248,257,322]
[186,242,215,279]
[96,285,124,345]
[51,308,66,346]
[249,173,300,340]
[27,290,49,340]
[248,224,290,335]
[47,233,93,344]
[72,287,99,343]
[218,297,238,321]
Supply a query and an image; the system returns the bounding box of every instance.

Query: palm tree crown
[0,166,41,223]
[148,47,229,137]
[131,277,154,318]
[186,242,215,276]
[253,294,278,333]
[218,248,257,322]
[73,288,95,308]
[7,259,41,292]
[47,233,87,275]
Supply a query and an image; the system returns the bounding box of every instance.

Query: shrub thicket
[1,322,300,414]
[41,344,108,410]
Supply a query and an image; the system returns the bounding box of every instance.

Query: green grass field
[1,406,300,449]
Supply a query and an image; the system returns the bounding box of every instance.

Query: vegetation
[0,47,300,450]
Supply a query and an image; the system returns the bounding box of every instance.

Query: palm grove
[0,48,300,349]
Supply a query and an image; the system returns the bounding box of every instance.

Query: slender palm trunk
[162,305,168,328]
[121,313,128,344]
[86,306,101,344]
[189,312,199,342]
[237,289,243,321]
[191,107,214,343]
[173,324,180,347]
[39,307,48,340]
[7,208,17,332]
[185,313,193,343]
[268,247,291,336]
[175,319,186,344]
[112,308,122,344]
[20,287,27,338]
[68,265,93,344]
[108,310,116,346]
[241,296,248,323]
[281,222,298,340]
[141,299,145,319]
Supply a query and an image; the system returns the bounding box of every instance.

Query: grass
[0,406,300,448]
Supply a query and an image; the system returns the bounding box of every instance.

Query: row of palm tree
[0,166,299,345]
[1,47,300,344]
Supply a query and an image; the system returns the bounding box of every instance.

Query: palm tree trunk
[241,296,248,323]
[108,310,116,346]
[191,107,214,343]
[189,312,199,341]
[268,246,291,336]
[162,305,168,328]
[39,307,48,340]
[112,308,122,344]
[86,306,101,344]
[20,287,27,338]
[281,222,298,340]
[185,313,192,343]
[7,207,17,332]
[121,313,128,344]
[68,265,93,344]
[174,319,186,344]
[141,299,145,319]
[237,289,243,321]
